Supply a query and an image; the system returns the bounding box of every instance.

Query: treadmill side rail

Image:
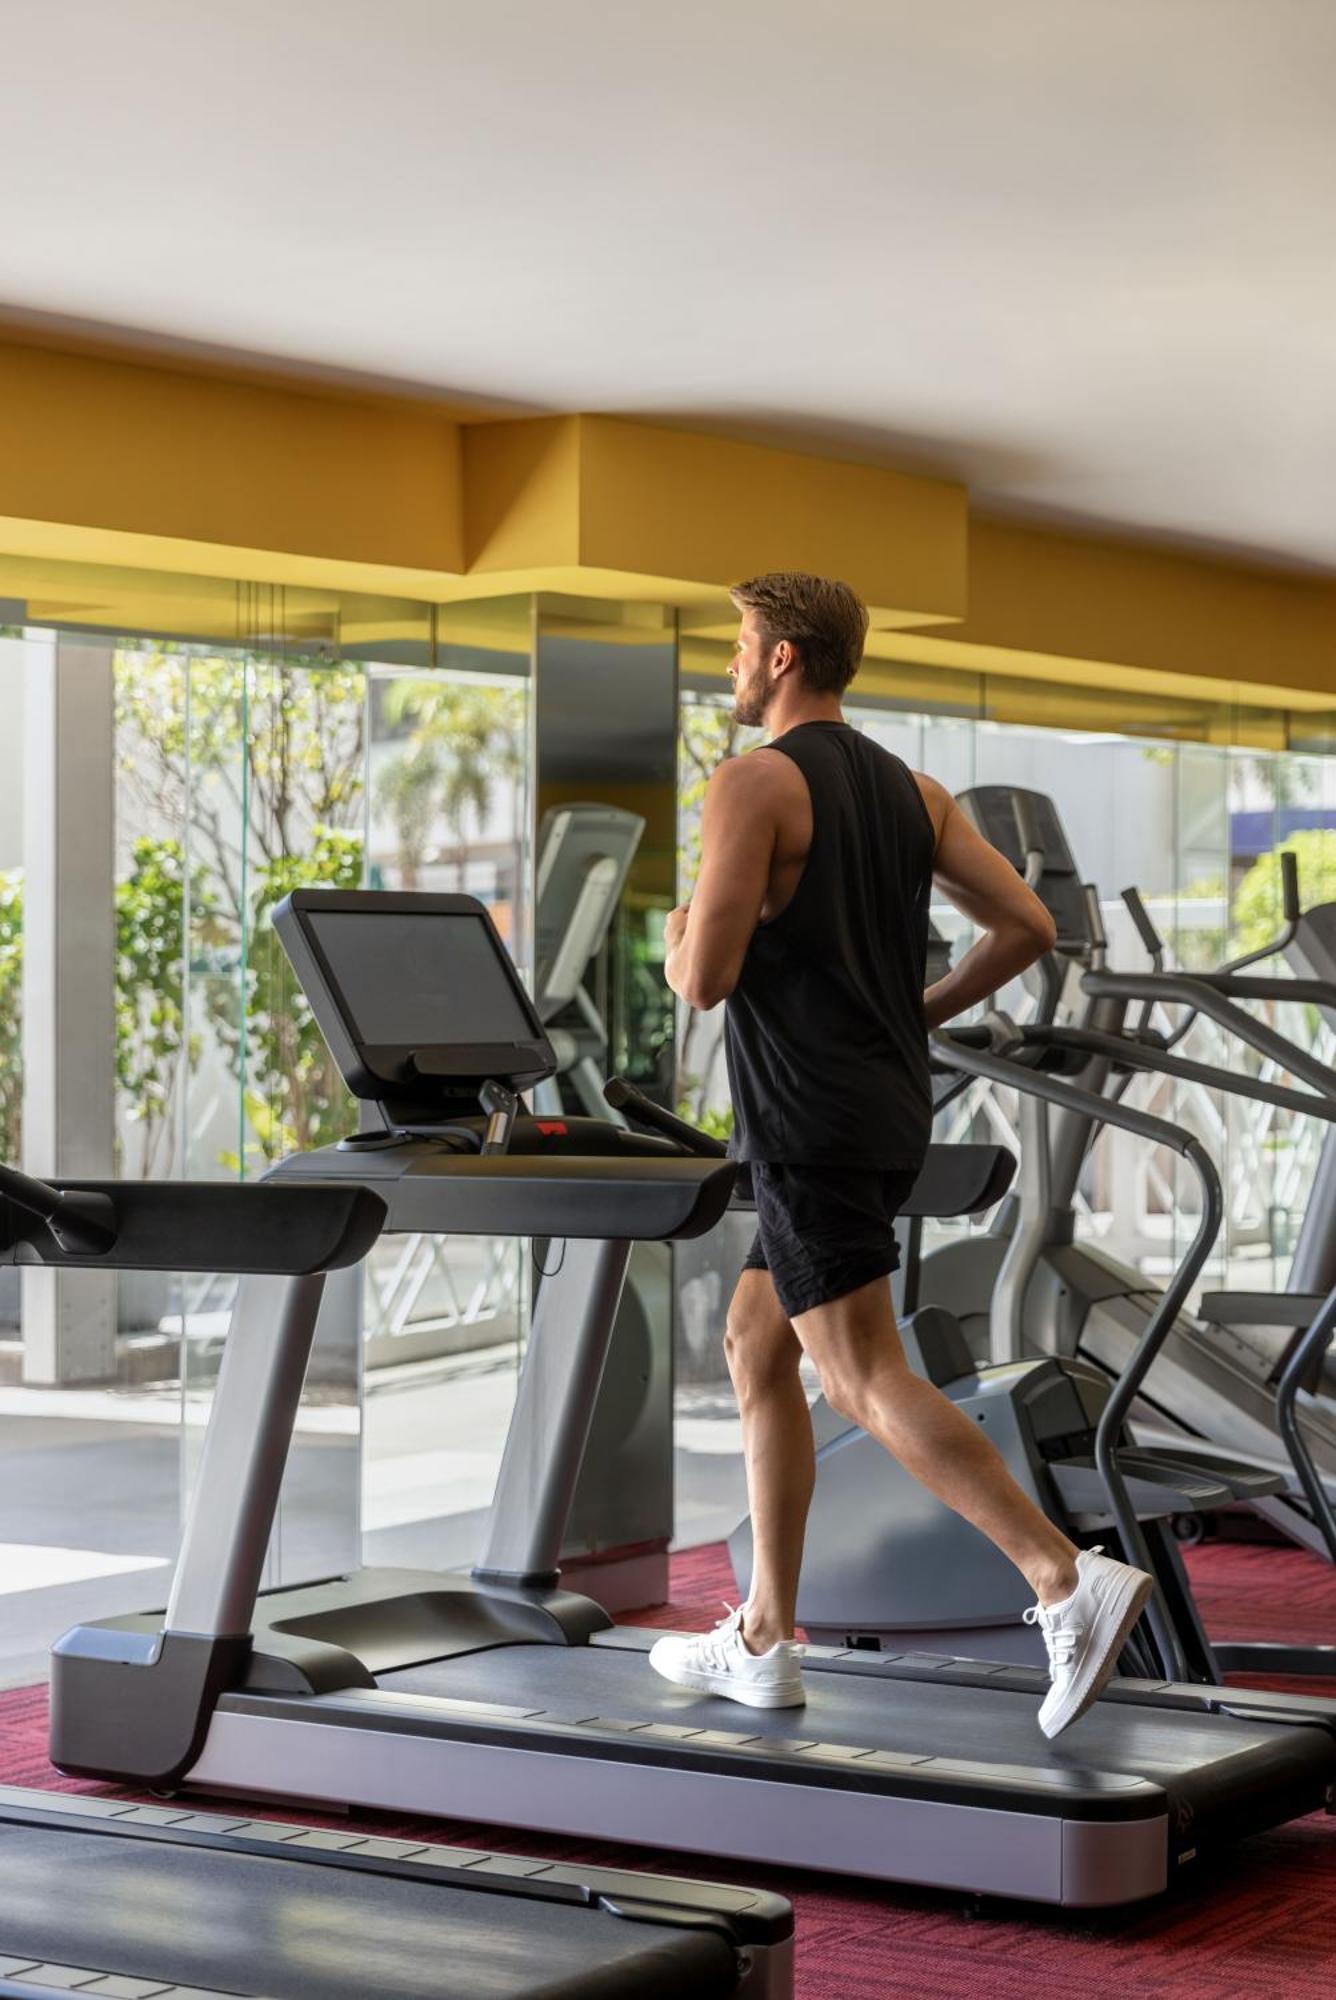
[189,1702,1172,1909]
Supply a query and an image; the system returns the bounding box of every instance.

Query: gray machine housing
[921,786,1336,1556]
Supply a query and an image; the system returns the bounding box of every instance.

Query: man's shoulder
[909,769,951,840]
[709,746,805,799]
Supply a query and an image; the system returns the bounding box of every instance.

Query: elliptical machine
[917,787,1336,1556]
[724,1022,1336,1678]
[611,1034,1335,1683]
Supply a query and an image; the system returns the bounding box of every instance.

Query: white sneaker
[1025,1546,1155,1739]
[648,1606,806,1709]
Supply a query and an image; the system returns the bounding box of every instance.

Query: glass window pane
[361,641,533,1573]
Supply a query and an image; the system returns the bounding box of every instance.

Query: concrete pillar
[21,631,118,1384]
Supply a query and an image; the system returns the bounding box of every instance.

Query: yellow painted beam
[938,518,1336,706]
[463,415,968,627]
[0,332,1332,731]
[0,338,465,576]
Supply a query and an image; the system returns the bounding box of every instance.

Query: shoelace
[1023,1602,1078,1674]
[688,1603,746,1672]
[689,1603,804,1668]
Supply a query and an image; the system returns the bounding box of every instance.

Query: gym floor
[3,1535,1332,1997]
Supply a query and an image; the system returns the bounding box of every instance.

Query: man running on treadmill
[650,572,1152,1739]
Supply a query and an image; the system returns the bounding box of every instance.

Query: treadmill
[51,890,1336,1909]
[0,1161,791,1998]
[0,1785,791,1999]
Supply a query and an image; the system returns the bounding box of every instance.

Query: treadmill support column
[475,1237,632,1587]
[51,1271,329,1785]
[166,1271,329,1637]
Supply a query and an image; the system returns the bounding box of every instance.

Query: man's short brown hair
[729,572,869,695]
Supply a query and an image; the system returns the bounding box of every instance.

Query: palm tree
[379,679,525,889]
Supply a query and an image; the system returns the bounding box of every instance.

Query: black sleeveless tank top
[723,721,936,1169]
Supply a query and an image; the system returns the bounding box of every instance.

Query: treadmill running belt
[0,1824,740,2000]
[379,1638,1332,1831]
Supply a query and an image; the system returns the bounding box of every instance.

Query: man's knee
[816,1366,865,1424]
[724,1299,798,1398]
[813,1344,907,1426]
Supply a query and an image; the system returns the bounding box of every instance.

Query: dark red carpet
[3,1539,1334,1997]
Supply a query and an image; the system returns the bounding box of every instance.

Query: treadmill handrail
[1081,969,1336,1101]
[0,1171,387,1276]
[932,1031,1224,1681]
[603,1076,729,1157]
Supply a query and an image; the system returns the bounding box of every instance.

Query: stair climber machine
[0,1163,794,1999]
[915,787,1336,1559]
[720,1023,1336,1680]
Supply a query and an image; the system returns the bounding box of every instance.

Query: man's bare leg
[739,1273,1080,1654]
[723,1270,814,1651]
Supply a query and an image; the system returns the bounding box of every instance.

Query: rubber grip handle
[1012,793,1045,869]
[1121,886,1164,961]
[1281,848,1301,924]
[603,1077,727,1157]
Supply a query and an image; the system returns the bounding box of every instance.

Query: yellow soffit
[861,629,1336,716]
[0,339,468,579]
[0,341,967,627]
[461,415,968,627]
[0,333,1332,718]
[952,518,1336,710]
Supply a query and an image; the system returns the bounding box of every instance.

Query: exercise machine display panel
[274,890,555,1106]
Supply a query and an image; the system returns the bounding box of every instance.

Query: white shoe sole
[1039,1568,1154,1739]
[649,1653,807,1709]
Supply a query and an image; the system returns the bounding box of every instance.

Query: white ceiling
[6,0,1336,572]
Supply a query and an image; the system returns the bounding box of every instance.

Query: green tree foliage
[375,679,525,888]
[375,740,442,889]
[230,828,367,1170]
[675,697,761,1128]
[678,699,761,895]
[2,655,539,1178]
[115,837,216,1176]
[0,871,21,1161]
[1232,832,1336,955]
[116,648,365,933]
[116,649,368,1174]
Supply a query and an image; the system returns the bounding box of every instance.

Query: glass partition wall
[2,559,1334,1679]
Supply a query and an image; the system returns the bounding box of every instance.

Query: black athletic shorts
[738,1162,921,1319]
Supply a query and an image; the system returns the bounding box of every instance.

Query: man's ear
[772,639,796,680]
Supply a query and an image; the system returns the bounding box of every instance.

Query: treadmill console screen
[305,909,537,1047]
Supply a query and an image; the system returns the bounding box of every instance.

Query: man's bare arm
[666,755,780,1012]
[916,776,1058,1030]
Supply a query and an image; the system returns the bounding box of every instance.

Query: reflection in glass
[361,637,533,1573]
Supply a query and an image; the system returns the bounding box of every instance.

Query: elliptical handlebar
[1120,886,1165,969]
[1023,1023,1336,1124]
[1012,793,1046,890]
[1082,967,1336,1101]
